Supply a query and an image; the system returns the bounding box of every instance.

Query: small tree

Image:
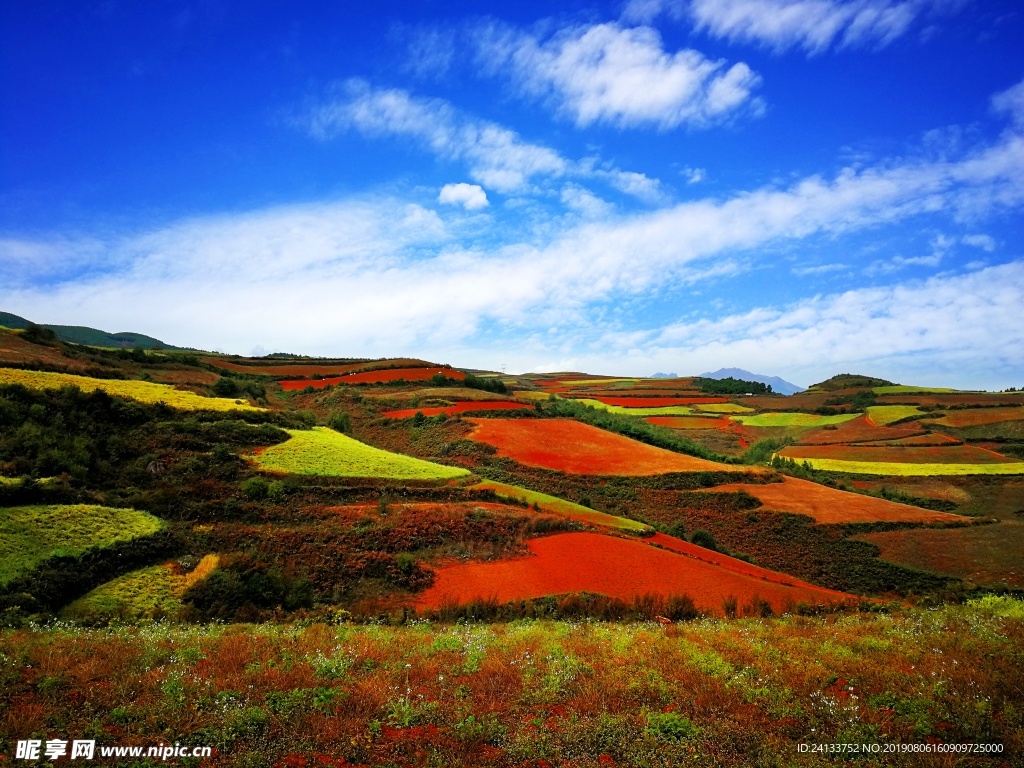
[690,529,719,552]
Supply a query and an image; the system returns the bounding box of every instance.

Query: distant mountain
[0,311,186,350]
[650,372,678,378]
[698,367,805,395]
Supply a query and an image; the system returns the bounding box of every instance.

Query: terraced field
[731,412,860,427]
[279,366,465,390]
[464,418,733,475]
[0,505,164,585]
[250,427,471,480]
[0,367,261,410]
[574,398,694,416]
[470,480,651,532]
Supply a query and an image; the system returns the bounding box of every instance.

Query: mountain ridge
[698,367,805,395]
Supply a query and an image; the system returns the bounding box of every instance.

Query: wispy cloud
[791,261,849,274]
[300,79,665,199]
[472,21,763,129]
[631,0,971,55]
[5,98,1023,377]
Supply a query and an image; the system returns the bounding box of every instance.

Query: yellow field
[62,554,219,621]
[575,399,694,416]
[251,427,471,480]
[731,413,860,427]
[470,481,651,532]
[866,405,924,425]
[781,457,1024,476]
[695,403,754,413]
[513,391,552,401]
[0,368,262,411]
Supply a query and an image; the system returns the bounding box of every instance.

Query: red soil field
[645,416,729,430]
[923,407,1024,427]
[708,476,967,524]
[463,418,733,475]
[0,330,92,371]
[205,358,430,376]
[779,443,1019,464]
[383,402,536,418]
[577,396,728,407]
[797,415,927,445]
[280,367,465,391]
[417,532,853,615]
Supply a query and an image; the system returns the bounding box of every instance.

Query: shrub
[647,711,700,742]
[241,477,269,501]
[690,529,719,552]
[328,412,351,433]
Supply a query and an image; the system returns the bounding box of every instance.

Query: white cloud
[962,233,996,251]
[561,185,615,218]
[686,0,962,55]
[439,183,489,210]
[791,261,848,274]
[474,21,763,129]
[993,77,1024,129]
[301,80,665,199]
[636,262,1023,386]
[682,166,707,183]
[5,107,1023,375]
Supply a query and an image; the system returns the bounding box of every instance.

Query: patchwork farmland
[1,325,1022,765]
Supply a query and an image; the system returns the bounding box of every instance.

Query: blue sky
[2,0,1023,389]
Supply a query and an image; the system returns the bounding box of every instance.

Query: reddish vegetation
[464,418,733,475]
[924,406,1024,427]
[417,532,852,615]
[0,329,92,370]
[780,443,1019,464]
[280,367,465,390]
[206,358,430,376]
[708,476,966,524]
[646,416,728,430]
[797,415,926,445]
[578,396,728,407]
[383,402,536,418]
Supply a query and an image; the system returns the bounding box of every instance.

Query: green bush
[647,711,700,742]
[690,529,719,552]
[242,477,269,501]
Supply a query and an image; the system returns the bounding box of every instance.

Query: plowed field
[383,402,535,418]
[645,416,728,430]
[280,367,465,390]
[797,415,926,445]
[417,532,852,615]
[779,444,1018,464]
[707,476,967,524]
[463,418,732,475]
[922,407,1024,428]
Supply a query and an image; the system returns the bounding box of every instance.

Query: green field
[730,412,860,427]
[0,505,165,585]
[62,564,183,620]
[0,367,262,411]
[251,427,471,480]
[779,457,1024,476]
[471,480,651,532]
[575,398,694,416]
[866,405,925,425]
[694,402,754,413]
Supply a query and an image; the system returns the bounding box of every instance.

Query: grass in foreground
[0,367,262,411]
[1,597,1020,766]
[251,427,471,480]
[0,505,164,586]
